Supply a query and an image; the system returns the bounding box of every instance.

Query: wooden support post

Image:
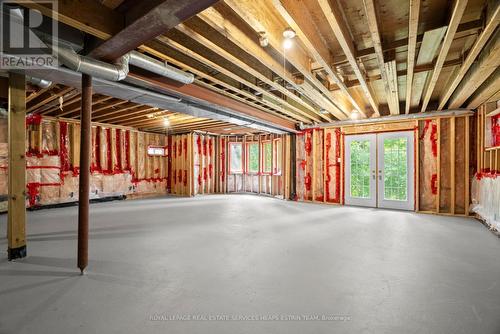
[436,118,441,213]
[450,117,456,214]
[415,121,420,211]
[7,73,27,260]
[78,74,92,274]
[465,116,470,214]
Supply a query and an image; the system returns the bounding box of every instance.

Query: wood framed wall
[295,113,473,216]
[222,133,291,199]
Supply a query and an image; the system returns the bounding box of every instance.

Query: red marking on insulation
[431,173,438,195]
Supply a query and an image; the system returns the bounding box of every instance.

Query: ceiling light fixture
[283,27,296,39]
[283,27,296,50]
[350,110,361,120]
[259,32,269,47]
[319,108,329,115]
[163,117,170,127]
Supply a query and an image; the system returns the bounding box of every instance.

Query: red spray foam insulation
[59,121,70,173]
[115,129,122,172]
[492,115,500,147]
[334,129,341,203]
[125,130,130,170]
[106,128,112,173]
[91,127,101,173]
[305,173,311,191]
[325,132,332,201]
[220,138,225,180]
[431,173,438,195]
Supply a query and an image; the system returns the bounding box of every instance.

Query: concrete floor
[0,195,499,334]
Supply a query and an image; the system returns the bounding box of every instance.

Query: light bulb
[283,38,293,50]
[163,118,170,126]
[350,110,361,120]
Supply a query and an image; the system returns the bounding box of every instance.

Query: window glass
[247,142,259,173]
[273,139,282,175]
[147,146,166,156]
[229,142,243,173]
[262,141,272,173]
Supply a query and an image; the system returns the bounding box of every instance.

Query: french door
[344,131,415,210]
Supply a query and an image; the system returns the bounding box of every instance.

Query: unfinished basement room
[0,0,499,333]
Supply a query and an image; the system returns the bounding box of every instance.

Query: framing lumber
[7,72,27,260]
[467,68,500,109]
[438,4,499,110]
[194,9,342,121]
[175,22,334,121]
[420,0,468,112]
[362,0,399,115]
[449,31,500,108]
[311,0,379,116]
[89,0,218,60]
[223,0,357,118]
[405,0,421,114]
[410,27,448,108]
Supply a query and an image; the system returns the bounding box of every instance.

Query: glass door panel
[345,134,377,207]
[377,131,415,210]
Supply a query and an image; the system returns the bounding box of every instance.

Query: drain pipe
[53,44,194,84]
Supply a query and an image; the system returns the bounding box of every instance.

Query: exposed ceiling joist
[448,31,500,108]
[410,27,448,108]
[420,0,469,112]
[438,4,500,110]
[466,68,500,109]
[362,0,399,115]
[196,6,345,120]
[312,0,379,116]
[405,0,421,114]
[223,0,356,119]
[175,21,335,122]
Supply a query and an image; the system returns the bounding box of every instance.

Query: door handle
[372,170,376,179]
[378,170,382,180]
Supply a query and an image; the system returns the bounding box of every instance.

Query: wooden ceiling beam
[96,106,159,123]
[362,0,399,115]
[466,68,500,109]
[448,31,500,108]
[409,27,447,108]
[196,7,346,120]
[89,0,218,60]
[140,42,302,123]
[420,0,468,112]
[16,0,122,40]
[92,103,141,121]
[405,0,421,114]
[27,87,74,113]
[223,0,356,118]
[309,0,379,116]
[356,19,483,58]
[155,35,316,123]
[174,22,334,122]
[128,71,297,131]
[438,4,499,110]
